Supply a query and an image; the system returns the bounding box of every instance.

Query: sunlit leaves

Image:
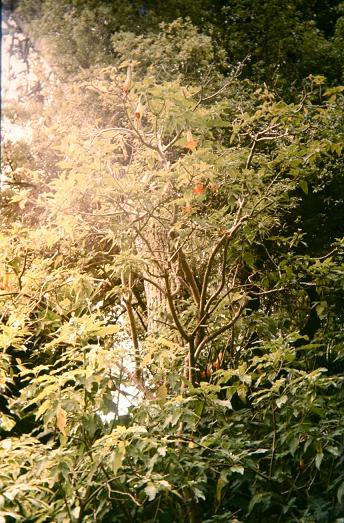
[1,9,343,521]
[55,406,67,435]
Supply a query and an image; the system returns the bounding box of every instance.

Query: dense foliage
[16,0,344,91]
[1,2,344,522]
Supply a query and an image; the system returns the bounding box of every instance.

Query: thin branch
[199,234,227,319]
[142,274,166,295]
[189,245,234,339]
[191,62,246,111]
[269,407,277,479]
[191,283,241,340]
[199,199,246,319]
[62,491,73,523]
[91,126,139,145]
[132,225,166,276]
[178,248,201,305]
[246,140,257,169]
[203,237,230,314]
[121,273,142,385]
[16,250,28,291]
[246,125,288,169]
[163,130,183,152]
[194,300,246,360]
[122,100,168,166]
[192,81,232,111]
[164,271,190,342]
[249,286,286,296]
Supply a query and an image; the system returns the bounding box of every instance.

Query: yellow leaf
[36,399,52,420]
[0,414,15,431]
[156,384,168,399]
[56,406,67,435]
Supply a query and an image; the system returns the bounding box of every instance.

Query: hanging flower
[122,65,132,94]
[192,182,205,195]
[184,130,198,150]
[134,100,144,122]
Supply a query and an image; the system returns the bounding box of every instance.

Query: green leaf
[316,302,327,319]
[248,492,271,515]
[337,482,344,504]
[243,251,255,267]
[215,471,228,504]
[237,383,247,403]
[213,398,232,409]
[158,480,171,490]
[289,437,299,456]
[231,292,244,302]
[326,446,340,456]
[299,180,308,194]
[315,451,323,470]
[56,406,67,435]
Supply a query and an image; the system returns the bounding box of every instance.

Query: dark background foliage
[1,1,343,521]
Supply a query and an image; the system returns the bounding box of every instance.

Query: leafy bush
[1,4,344,522]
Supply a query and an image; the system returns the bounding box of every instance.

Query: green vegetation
[1,2,344,521]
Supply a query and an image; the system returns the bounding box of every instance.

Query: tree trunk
[140,223,170,335]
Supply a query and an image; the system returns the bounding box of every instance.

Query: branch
[191,59,248,111]
[199,199,246,319]
[199,234,227,319]
[132,224,166,277]
[17,250,29,291]
[142,274,165,295]
[203,237,230,315]
[246,125,289,169]
[249,287,286,296]
[246,140,257,169]
[178,248,201,305]
[91,126,139,145]
[191,282,240,339]
[123,100,168,166]
[206,269,241,320]
[121,272,142,385]
[194,300,246,360]
[192,80,233,112]
[163,130,183,152]
[164,271,191,342]
[189,242,233,339]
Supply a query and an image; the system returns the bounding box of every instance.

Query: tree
[16,0,344,93]
[1,9,343,523]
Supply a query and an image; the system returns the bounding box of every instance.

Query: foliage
[214,0,344,90]
[16,0,344,92]
[16,0,222,75]
[111,18,228,84]
[1,4,344,522]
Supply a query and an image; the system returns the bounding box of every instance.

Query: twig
[194,300,246,360]
[164,271,191,342]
